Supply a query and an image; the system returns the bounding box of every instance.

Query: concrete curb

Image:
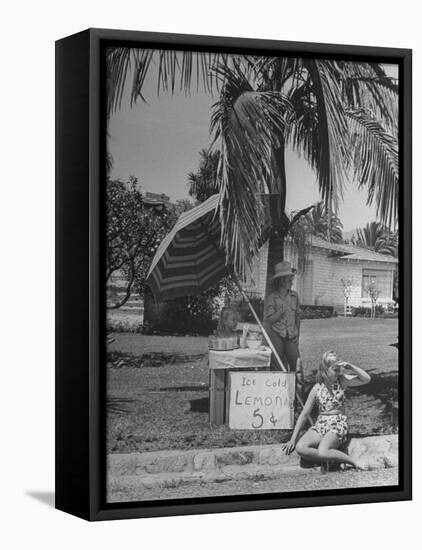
[108,435,398,492]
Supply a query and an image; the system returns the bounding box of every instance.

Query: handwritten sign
[228,372,295,430]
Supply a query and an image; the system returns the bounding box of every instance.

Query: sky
[108,58,398,232]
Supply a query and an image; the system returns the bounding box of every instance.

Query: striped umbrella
[146,195,310,405]
[146,194,227,301]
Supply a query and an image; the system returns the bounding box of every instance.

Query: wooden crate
[209,369,226,425]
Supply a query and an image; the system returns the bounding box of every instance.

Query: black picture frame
[55,28,412,521]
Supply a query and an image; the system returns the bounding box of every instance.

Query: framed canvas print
[55,28,412,521]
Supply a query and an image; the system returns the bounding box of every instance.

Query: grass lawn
[107,317,399,453]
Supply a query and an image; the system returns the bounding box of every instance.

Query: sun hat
[271,261,297,280]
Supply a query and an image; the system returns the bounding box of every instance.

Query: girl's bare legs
[318,432,367,469]
[295,429,321,461]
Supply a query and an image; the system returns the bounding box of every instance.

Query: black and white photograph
[2,0,421,542]
[104,45,403,504]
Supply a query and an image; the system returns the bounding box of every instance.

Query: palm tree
[353,221,398,256]
[303,201,344,244]
[377,230,398,258]
[107,49,398,292]
[208,60,398,285]
[187,149,220,202]
[285,201,344,274]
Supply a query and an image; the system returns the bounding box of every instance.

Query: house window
[361,268,392,299]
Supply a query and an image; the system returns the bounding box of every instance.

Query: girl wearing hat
[282,350,371,469]
[264,261,302,372]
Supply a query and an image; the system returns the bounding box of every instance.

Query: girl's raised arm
[339,362,371,387]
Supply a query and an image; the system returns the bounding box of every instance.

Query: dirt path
[110,466,399,502]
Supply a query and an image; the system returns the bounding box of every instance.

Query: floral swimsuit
[311,382,348,444]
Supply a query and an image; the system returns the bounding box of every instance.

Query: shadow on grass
[149,385,209,392]
[189,397,209,413]
[107,396,136,414]
[349,370,399,428]
[108,351,206,368]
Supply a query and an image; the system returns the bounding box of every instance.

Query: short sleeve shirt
[264,290,300,338]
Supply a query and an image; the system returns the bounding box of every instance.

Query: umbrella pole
[230,273,312,425]
[195,220,312,428]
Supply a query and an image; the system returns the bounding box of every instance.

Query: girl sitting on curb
[282,350,371,470]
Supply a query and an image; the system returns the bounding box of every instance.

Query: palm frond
[287,96,321,181]
[107,47,133,116]
[338,62,398,133]
[187,149,220,201]
[106,47,233,116]
[288,204,315,228]
[300,60,352,212]
[131,48,155,105]
[253,57,304,92]
[376,231,398,256]
[368,63,399,91]
[106,49,399,260]
[346,108,398,227]
[293,201,344,243]
[354,221,398,256]
[209,65,294,275]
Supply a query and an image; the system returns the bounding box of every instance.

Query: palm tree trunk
[265,232,285,295]
[264,63,289,296]
[265,141,288,296]
[327,187,332,242]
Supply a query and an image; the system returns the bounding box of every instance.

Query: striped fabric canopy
[146,194,228,301]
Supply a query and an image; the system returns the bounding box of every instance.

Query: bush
[143,290,217,335]
[383,312,399,319]
[107,317,144,333]
[375,304,385,316]
[143,276,235,335]
[233,298,335,322]
[351,305,394,318]
[236,295,265,323]
[351,306,371,317]
[299,305,334,319]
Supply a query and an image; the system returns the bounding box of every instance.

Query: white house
[244,236,398,312]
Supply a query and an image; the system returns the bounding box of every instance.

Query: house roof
[309,236,398,264]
